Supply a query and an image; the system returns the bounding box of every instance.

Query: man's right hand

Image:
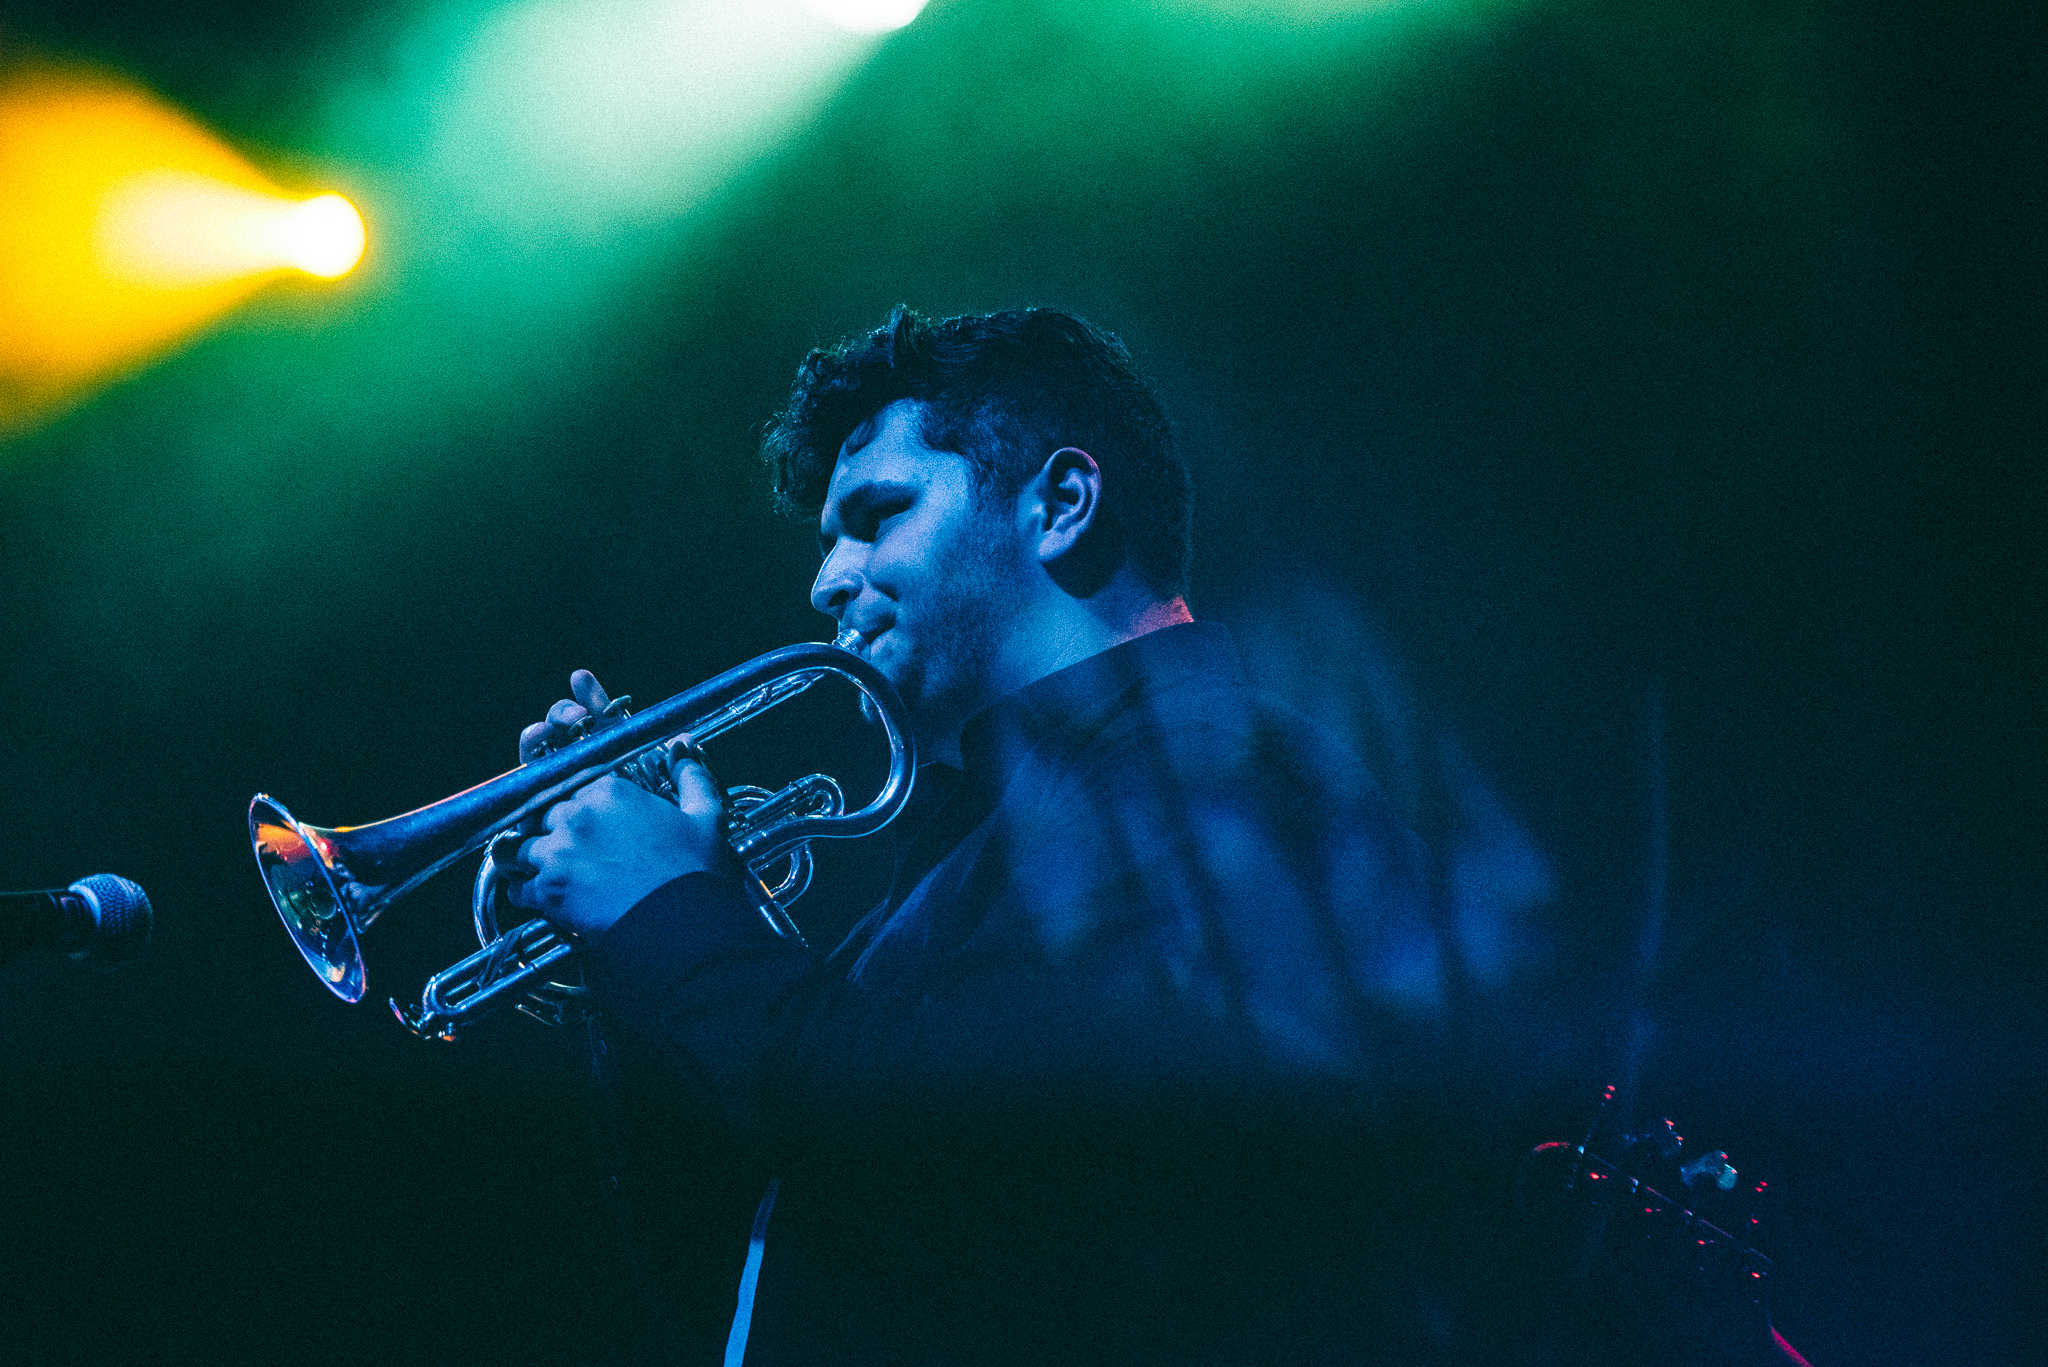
[499,669,729,939]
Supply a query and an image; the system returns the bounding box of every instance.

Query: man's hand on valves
[501,669,726,941]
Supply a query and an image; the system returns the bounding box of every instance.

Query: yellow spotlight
[0,63,364,438]
[286,194,369,278]
[96,174,366,285]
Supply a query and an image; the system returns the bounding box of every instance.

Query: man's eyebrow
[842,413,880,456]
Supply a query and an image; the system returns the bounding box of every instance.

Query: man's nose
[810,543,863,618]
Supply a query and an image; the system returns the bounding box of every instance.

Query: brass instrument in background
[248,633,914,1040]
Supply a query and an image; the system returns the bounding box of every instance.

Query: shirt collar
[955,620,1243,783]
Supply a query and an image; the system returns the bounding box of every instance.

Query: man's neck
[922,590,1193,768]
[995,586,1190,700]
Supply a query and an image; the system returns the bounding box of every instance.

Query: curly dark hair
[762,307,1192,596]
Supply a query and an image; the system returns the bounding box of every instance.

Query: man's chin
[865,631,911,693]
[857,638,919,729]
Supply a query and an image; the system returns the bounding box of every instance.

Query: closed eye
[819,484,917,557]
[866,494,913,535]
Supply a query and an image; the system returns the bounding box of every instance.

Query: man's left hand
[508,757,726,940]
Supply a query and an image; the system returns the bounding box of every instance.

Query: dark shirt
[585,622,1457,1365]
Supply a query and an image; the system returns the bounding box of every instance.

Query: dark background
[1,0,2041,1362]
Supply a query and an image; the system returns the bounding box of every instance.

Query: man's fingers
[487,830,531,878]
[500,835,535,908]
[570,670,611,716]
[665,741,725,820]
[521,701,586,763]
[517,672,610,764]
[514,831,545,873]
[519,721,552,763]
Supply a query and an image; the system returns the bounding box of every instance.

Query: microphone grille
[67,874,154,967]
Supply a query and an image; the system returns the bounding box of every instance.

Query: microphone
[0,875,154,968]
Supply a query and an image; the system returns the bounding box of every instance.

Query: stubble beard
[897,508,1022,757]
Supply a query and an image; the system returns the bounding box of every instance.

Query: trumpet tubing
[250,638,915,1040]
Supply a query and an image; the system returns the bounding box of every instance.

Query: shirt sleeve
[578,871,822,1132]
[578,719,1433,1150]
[579,866,1199,1140]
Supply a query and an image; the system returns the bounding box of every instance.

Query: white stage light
[800,0,929,34]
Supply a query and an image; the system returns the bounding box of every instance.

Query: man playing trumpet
[508,307,1451,1365]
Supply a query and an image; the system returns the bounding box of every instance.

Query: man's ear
[1026,447,1119,598]
[1027,446,1102,567]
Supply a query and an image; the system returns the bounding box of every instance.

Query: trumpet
[249,634,915,1040]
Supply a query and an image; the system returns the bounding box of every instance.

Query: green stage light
[414,0,889,237]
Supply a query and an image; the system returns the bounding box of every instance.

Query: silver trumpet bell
[249,634,914,1040]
